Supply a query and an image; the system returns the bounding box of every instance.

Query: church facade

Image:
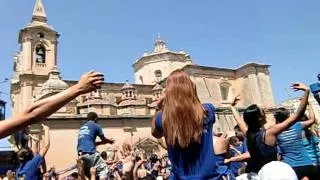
[10,0,276,169]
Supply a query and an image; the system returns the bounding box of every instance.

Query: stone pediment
[118,99,145,107]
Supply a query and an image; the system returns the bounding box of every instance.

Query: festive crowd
[0,70,320,180]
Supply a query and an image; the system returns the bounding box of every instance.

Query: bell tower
[17,0,59,75]
[11,0,60,114]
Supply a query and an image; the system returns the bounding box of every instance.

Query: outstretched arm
[225,152,250,164]
[301,101,316,129]
[230,95,247,134]
[95,138,114,146]
[267,83,309,138]
[0,71,104,139]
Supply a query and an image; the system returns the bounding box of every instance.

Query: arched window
[37,32,45,38]
[220,82,231,101]
[35,45,46,63]
[154,70,162,82]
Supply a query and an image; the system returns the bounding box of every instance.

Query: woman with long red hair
[151,69,222,179]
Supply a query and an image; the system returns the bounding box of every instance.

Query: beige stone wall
[135,60,191,85]
[35,118,156,169]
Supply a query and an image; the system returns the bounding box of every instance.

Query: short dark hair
[229,136,239,146]
[234,125,240,131]
[274,107,290,124]
[87,112,98,121]
[101,151,107,160]
[17,147,33,163]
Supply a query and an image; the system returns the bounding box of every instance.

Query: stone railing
[35,63,46,68]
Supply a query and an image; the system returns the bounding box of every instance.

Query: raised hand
[231,95,240,107]
[291,82,308,92]
[108,138,115,144]
[41,123,49,132]
[76,71,104,94]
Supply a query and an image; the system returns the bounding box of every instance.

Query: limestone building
[10,0,276,169]
[280,97,320,123]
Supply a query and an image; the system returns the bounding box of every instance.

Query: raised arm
[39,124,50,157]
[225,151,250,164]
[268,83,309,137]
[230,95,248,135]
[133,160,145,180]
[301,101,316,129]
[30,134,39,155]
[0,71,104,139]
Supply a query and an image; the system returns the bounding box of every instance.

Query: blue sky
[1,0,320,117]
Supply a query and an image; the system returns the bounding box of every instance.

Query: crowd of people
[0,70,320,180]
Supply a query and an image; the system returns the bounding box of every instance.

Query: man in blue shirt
[16,124,50,180]
[77,112,114,179]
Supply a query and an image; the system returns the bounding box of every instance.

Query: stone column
[22,40,32,73]
[257,71,276,107]
[247,73,263,106]
[21,81,33,111]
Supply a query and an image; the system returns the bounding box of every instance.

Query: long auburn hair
[162,69,205,148]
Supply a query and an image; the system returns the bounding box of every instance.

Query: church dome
[40,67,68,97]
[121,81,135,90]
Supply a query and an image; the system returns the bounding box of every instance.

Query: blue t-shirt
[155,103,221,180]
[277,122,313,167]
[16,154,43,180]
[229,140,248,176]
[77,120,105,153]
[302,132,320,165]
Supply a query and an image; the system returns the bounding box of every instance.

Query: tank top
[277,122,313,167]
[246,128,277,173]
[302,131,320,166]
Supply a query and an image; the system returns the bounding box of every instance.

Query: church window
[139,76,144,84]
[37,32,44,38]
[35,45,46,63]
[154,70,162,82]
[220,82,230,101]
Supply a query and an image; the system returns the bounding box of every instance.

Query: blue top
[16,154,43,180]
[302,132,320,165]
[246,129,277,173]
[155,103,221,180]
[215,152,235,179]
[277,122,313,167]
[77,120,105,153]
[229,140,248,176]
